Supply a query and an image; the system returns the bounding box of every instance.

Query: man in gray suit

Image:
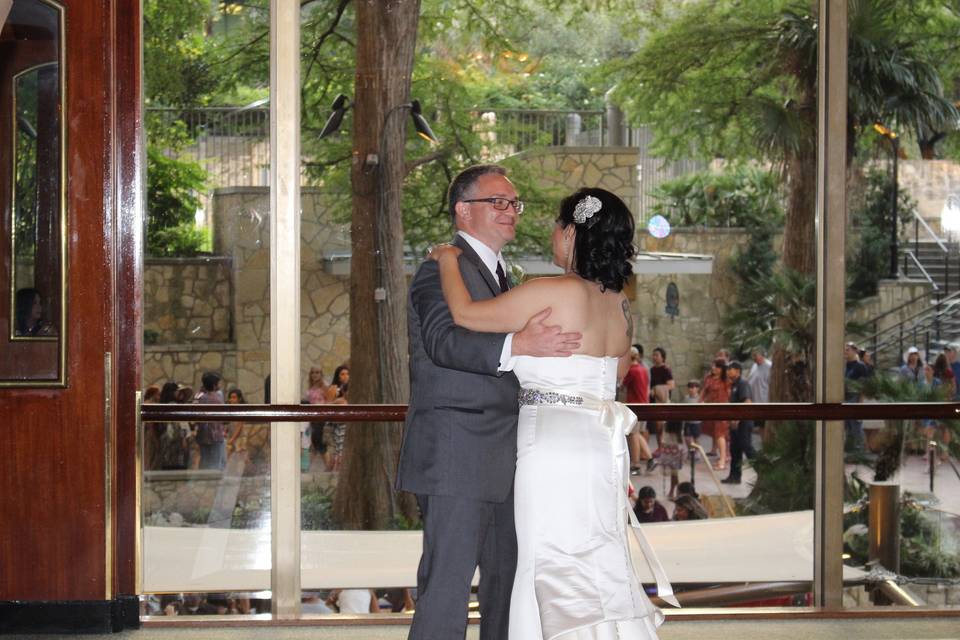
[397,165,580,639]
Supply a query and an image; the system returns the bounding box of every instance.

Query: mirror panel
[0,0,65,385]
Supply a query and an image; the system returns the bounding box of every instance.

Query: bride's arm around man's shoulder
[429,244,581,334]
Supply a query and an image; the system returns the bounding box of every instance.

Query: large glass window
[140,0,273,616]
[138,0,960,623]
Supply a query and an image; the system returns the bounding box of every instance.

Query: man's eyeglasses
[462,197,525,215]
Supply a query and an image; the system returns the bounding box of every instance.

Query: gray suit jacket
[396,235,520,503]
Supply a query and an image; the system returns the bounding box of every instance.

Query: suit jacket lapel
[453,235,501,297]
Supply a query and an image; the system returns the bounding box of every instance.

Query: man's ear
[454,201,471,223]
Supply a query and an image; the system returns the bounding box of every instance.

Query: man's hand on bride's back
[512,308,582,357]
[427,244,462,261]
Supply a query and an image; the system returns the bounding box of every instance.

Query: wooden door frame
[0,0,142,632]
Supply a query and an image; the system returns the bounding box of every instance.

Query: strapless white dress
[509,355,675,640]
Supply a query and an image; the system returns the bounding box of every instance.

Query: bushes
[847,168,915,300]
[649,166,784,229]
[146,145,209,256]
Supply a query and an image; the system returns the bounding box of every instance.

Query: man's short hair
[653,347,666,360]
[751,346,766,356]
[446,164,507,224]
[633,343,644,357]
[201,371,222,391]
[637,485,657,500]
[728,361,742,371]
[686,380,701,389]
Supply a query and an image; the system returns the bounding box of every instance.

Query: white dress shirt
[456,231,515,371]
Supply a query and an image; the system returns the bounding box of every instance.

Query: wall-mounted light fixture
[318,94,438,145]
[318,94,350,139]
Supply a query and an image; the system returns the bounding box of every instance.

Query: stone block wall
[898,160,960,232]
[141,151,938,400]
[522,147,641,215]
[632,228,747,386]
[143,187,352,399]
[144,257,233,344]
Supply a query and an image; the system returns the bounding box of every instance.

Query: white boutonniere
[509,263,526,283]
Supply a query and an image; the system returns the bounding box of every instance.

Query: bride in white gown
[430,188,678,639]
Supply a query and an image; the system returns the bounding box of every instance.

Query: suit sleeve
[411,261,508,376]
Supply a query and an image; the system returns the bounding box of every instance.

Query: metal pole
[270,0,302,619]
[815,0,847,610]
[890,140,900,278]
[605,87,624,147]
[868,482,900,605]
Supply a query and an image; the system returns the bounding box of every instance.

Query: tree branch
[404,149,449,176]
[304,0,353,81]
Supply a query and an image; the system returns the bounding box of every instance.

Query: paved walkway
[630,433,960,521]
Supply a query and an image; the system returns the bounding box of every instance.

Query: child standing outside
[682,380,702,454]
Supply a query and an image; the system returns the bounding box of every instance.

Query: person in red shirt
[621,344,653,474]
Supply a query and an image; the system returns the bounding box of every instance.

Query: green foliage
[391,513,424,531]
[649,166,785,354]
[605,0,959,163]
[301,486,335,531]
[847,167,916,300]
[649,166,783,228]
[146,146,208,257]
[854,374,959,481]
[723,266,816,359]
[844,479,960,578]
[144,0,225,107]
[740,421,815,515]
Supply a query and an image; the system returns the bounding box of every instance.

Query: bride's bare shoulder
[523,274,587,291]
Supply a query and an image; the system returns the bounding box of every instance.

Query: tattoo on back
[621,299,633,339]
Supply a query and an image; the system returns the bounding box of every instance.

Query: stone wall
[632,228,747,385]
[143,187,352,399]
[521,147,641,215]
[847,279,933,345]
[898,159,960,232]
[144,257,233,344]
[142,151,938,398]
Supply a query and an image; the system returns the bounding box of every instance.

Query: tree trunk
[769,146,817,406]
[332,0,421,530]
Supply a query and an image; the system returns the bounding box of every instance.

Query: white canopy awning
[143,510,864,592]
[322,251,713,276]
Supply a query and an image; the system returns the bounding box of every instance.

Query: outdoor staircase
[900,239,959,292]
[861,237,960,368]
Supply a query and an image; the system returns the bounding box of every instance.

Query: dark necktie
[495,262,509,293]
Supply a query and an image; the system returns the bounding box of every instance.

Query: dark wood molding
[112,0,143,599]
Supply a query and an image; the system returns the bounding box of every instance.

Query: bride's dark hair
[557,187,635,292]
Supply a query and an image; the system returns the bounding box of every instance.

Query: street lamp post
[874,123,900,279]
[889,135,900,279]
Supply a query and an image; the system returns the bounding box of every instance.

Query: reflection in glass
[2,0,64,384]
[843,412,960,608]
[12,62,60,340]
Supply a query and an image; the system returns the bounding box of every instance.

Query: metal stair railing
[903,210,952,295]
[858,289,960,368]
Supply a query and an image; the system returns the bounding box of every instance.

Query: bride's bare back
[429,245,632,359]
[526,274,631,359]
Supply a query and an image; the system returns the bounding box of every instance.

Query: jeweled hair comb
[573,194,602,226]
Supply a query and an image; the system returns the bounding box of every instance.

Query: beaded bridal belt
[517,388,585,407]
